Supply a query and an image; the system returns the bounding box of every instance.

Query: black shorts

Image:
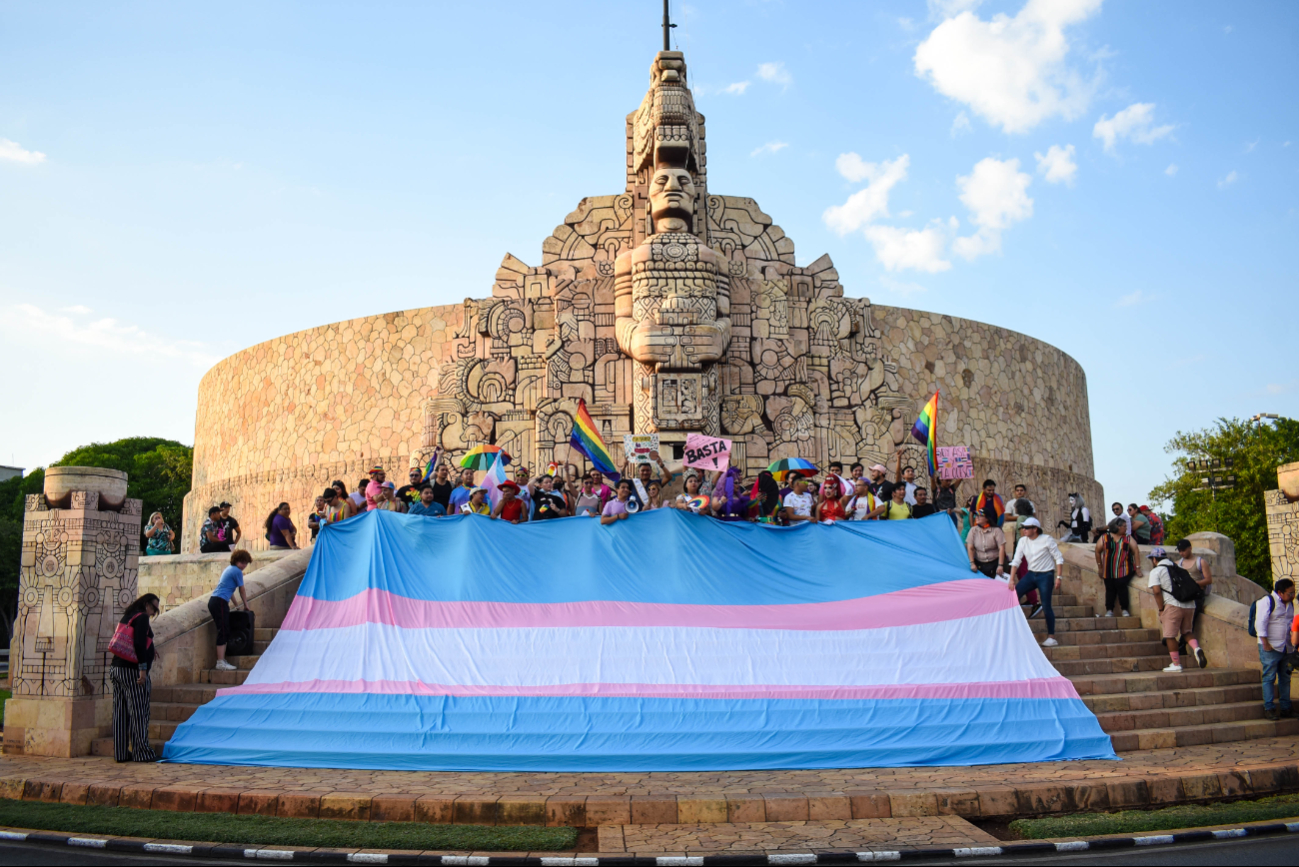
[208,596,231,646]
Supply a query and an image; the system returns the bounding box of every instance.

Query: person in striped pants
[110,593,161,762]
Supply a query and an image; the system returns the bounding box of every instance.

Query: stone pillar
[1266,461,1299,586]
[4,467,142,757]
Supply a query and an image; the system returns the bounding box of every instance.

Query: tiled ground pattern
[607,816,998,853]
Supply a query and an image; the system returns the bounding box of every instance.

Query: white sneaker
[1042,637,1059,647]
[1099,610,1111,618]
[1121,610,1130,617]
[215,660,237,671]
[1163,663,1183,673]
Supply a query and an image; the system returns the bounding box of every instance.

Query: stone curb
[4,821,1299,864]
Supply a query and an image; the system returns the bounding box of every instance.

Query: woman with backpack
[109,593,161,762]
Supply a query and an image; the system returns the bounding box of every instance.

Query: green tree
[1149,416,1299,588]
[0,438,193,644]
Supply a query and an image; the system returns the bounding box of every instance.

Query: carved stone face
[650,167,695,229]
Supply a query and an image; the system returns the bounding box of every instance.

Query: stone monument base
[2,696,111,758]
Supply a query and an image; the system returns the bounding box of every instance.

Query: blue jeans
[1016,570,1055,635]
[1259,647,1292,711]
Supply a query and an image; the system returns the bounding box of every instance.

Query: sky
[1,0,1296,509]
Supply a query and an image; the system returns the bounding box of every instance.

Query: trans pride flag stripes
[162,509,1116,771]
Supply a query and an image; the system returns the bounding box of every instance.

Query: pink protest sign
[937,446,973,479]
[683,433,732,471]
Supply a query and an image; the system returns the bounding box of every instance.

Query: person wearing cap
[491,480,527,523]
[460,486,491,516]
[218,502,242,546]
[1002,517,1065,646]
[365,466,387,511]
[866,463,891,499]
[448,468,477,514]
[1095,518,1142,618]
[374,482,404,512]
[1147,546,1209,673]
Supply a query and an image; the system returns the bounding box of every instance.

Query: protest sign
[622,434,660,464]
[937,446,974,479]
[683,433,732,471]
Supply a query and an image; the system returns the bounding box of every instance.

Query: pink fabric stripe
[221,677,1080,701]
[281,579,1018,632]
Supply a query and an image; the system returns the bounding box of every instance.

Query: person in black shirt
[428,464,454,510]
[911,487,937,518]
[110,593,160,762]
[218,502,241,546]
[530,474,569,519]
[396,466,433,508]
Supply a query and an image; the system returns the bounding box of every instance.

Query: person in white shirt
[782,477,815,524]
[1256,577,1296,720]
[844,479,879,521]
[1001,517,1065,647]
[1003,485,1035,521]
[1147,547,1206,673]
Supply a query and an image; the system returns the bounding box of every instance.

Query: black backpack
[1165,562,1204,603]
[1248,595,1274,639]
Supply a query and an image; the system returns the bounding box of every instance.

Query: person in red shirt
[492,481,527,524]
[816,476,848,523]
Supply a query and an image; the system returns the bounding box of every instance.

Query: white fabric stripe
[245,606,1058,689]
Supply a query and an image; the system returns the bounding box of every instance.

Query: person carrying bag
[108,593,161,762]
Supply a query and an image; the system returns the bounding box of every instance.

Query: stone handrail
[149,549,312,686]
[1059,543,1261,672]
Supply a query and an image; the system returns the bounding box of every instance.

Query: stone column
[4,467,142,757]
[1266,461,1299,585]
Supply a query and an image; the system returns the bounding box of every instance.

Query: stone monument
[4,467,142,757]
[1266,461,1299,585]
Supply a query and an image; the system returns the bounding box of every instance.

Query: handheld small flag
[568,399,621,483]
[910,389,939,478]
[422,449,441,483]
[482,453,510,509]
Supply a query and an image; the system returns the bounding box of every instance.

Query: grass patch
[0,688,10,723]
[0,798,577,851]
[1010,792,1299,839]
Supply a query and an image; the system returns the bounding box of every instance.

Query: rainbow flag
[422,448,441,483]
[910,389,938,477]
[568,399,621,483]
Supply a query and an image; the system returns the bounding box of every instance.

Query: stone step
[1021,604,1094,618]
[1042,641,1169,662]
[253,627,279,642]
[1052,655,1189,676]
[148,721,180,741]
[90,736,166,758]
[199,667,252,685]
[1068,668,1259,696]
[1110,716,1299,752]
[1028,615,1142,633]
[1053,628,1162,646]
[148,701,203,723]
[228,639,272,656]
[1096,700,1271,733]
[152,684,220,704]
[1082,682,1262,713]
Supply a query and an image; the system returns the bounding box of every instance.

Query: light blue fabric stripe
[162,693,1118,771]
[298,508,972,604]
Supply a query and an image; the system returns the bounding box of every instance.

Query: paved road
[2,836,1298,865]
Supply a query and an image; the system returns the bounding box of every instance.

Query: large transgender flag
[162,509,1117,770]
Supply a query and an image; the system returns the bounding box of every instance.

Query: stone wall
[139,549,301,611]
[1266,461,1299,587]
[184,299,1098,548]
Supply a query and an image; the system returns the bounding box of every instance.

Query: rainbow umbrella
[460,445,512,471]
[766,457,818,482]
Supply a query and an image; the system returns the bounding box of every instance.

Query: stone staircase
[90,627,277,757]
[90,589,1283,760]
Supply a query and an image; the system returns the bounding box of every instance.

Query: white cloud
[1224,24,1233,34]
[1115,289,1144,307]
[1245,138,1259,153]
[1035,144,1078,185]
[929,0,984,18]
[950,111,973,137]
[914,0,1102,134]
[952,157,1033,260]
[823,154,911,234]
[1218,170,1238,189]
[59,305,93,314]
[4,304,220,368]
[756,62,791,87]
[750,141,789,157]
[1093,102,1175,153]
[864,222,952,273]
[722,81,751,95]
[879,275,929,296]
[0,138,47,165]
[898,17,917,32]
[1165,163,1179,176]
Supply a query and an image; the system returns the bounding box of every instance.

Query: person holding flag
[910,389,939,479]
[567,398,621,484]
